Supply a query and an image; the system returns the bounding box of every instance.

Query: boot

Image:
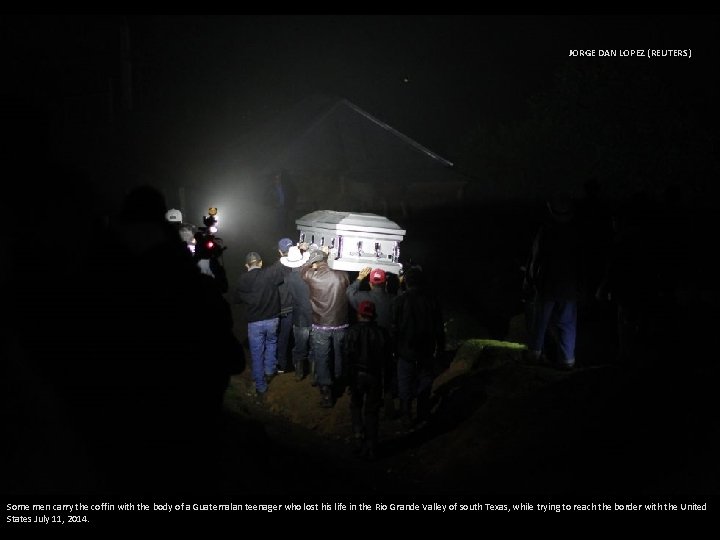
[362,440,377,461]
[416,391,431,429]
[383,394,397,420]
[524,349,542,364]
[310,359,318,387]
[294,358,305,381]
[364,416,379,460]
[320,386,333,408]
[398,399,413,430]
[351,425,364,454]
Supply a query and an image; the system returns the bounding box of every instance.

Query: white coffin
[295,210,406,273]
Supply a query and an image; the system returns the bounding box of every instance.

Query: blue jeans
[311,327,347,387]
[350,371,382,444]
[292,325,312,376]
[248,318,279,392]
[277,312,294,371]
[397,357,434,401]
[528,298,577,365]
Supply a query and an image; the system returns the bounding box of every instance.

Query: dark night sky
[125,14,720,161]
[3,13,719,207]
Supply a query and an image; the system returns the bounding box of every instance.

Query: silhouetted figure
[263,169,298,237]
[193,230,229,294]
[275,237,296,373]
[654,183,692,363]
[28,185,236,495]
[234,251,288,397]
[525,192,581,370]
[346,267,396,418]
[280,245,312,381]
[595,189,683,367]
[299,246,350,408]
[343,300,392,460]
[576,177,613,310]
[392,267,445,429]
[385,271,401,296]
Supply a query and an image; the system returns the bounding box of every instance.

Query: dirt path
[216,339,719,501]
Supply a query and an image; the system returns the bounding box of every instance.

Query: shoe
[247,387,266,399]
[254,391,266,403]
[399,415,414,431]
[350,431,364,454]
[277,369,286,374]
[556,362,575,371]
[320,386,334,408]
[320,399,333,408]
[362,442,378,461]
[383,397,397,420]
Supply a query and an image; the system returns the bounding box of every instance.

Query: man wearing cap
[343,300,392,460]
[263,169,297,236]
[392,267,445,430]
[280,244,313,381]
[299,245,350,408]
[276,237,296,374]
[346,267,393,329]
[346,266,396,417]
[524,191,581,370]
[234,251,288,397]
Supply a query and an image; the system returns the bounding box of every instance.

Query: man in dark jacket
[30,185,235,493]
[234,251,287,396]
[276,237,296,373]
[346,266,396,417]
[525,192,581,370]
[343,300,392,459]
[392,267,445,429]
[281,245,312,381]
[299,246,350,408]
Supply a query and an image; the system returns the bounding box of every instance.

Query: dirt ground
[216,314,718,501]
[214,205,718,502]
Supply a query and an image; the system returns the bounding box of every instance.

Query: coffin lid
[295,210,406,236]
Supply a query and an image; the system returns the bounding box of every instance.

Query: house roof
[279,97,453,169]
[224,95,459,183]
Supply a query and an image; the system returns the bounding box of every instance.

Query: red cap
[369,268,386,285]
[358,300,375,319]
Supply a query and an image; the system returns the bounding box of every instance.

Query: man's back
[344,321,391,379]
[234,263,285,322]
[393,287,444,363]
[301,262,349,326]
[285,269,313,326]
[530,220,581,301]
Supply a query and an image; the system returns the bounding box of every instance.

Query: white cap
[165,208,183,222]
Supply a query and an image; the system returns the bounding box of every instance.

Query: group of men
[233,238,445,459]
